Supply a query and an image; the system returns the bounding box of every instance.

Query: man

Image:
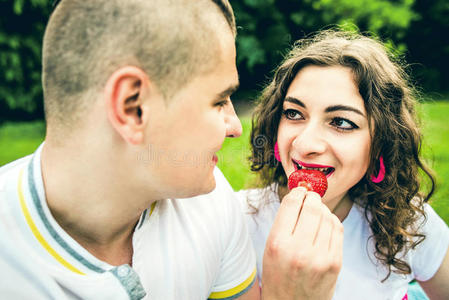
[0,0,258,299]
[0,0,342,299]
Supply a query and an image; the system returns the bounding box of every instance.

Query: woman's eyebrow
[325,105,365,116]
[284,96,306,108]
[285,96,365,117]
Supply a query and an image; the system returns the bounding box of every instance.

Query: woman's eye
[282,109,303,120]
[330,117,358,130]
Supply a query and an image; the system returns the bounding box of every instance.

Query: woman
[238,30,449,299]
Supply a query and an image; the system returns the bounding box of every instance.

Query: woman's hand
[261,187,344,300]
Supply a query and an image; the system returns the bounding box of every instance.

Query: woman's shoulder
[418,202,448,236]
[407,201,449,281]
[235,183,280,214]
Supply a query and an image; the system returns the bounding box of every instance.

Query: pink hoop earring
[274,142,281,162]
[371,156,385,183]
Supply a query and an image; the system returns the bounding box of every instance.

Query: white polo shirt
[0,144,256,299]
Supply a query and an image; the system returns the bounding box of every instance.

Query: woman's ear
[104,66,151,145]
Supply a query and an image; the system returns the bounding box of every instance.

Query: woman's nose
[292,122,327,157]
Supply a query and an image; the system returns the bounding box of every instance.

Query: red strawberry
[287,169,328,197]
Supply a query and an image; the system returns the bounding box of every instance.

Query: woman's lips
[293,159,333,169]
[292,159,335,178]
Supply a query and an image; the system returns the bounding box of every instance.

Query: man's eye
[282,109,303,120]
[215,100,228,107]
[330,117,358,131]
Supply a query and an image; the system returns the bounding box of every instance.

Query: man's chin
[190,177,216,198]
[164,172,215,200]
[203,179,217,195]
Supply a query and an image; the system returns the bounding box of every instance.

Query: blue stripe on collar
[27,154,105,273]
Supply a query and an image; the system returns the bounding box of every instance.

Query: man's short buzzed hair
[42,0,236,128]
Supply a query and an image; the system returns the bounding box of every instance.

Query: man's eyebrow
[325,105,365,116]
[215,83,240,101]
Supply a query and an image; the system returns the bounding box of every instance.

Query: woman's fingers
[293,191,324,245]
[329,214,344,273]
[269,187,307,240]
[262,189,344,300]
[313,204,333,250]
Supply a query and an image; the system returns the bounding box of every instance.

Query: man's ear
[104,66,152,145]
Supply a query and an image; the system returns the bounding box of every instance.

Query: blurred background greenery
[0,0,448,121]
[0,0,448,224]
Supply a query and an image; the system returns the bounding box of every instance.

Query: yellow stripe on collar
[149,202,156,217]
[208,268,257,299]
[17,169,85,275]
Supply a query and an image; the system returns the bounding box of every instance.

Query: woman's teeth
[294,162,333,175]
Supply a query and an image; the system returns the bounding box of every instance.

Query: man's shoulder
[0,155,32,194]
[0,155,32,176]
[0,224,67,299]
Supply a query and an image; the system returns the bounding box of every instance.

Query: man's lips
[212,146,223,164]
[292,159,335,178]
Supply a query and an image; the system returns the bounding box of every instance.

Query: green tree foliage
[0,0,447,121]
[404,0,449,92]
[0,0,52,121]
[230,0,418,96]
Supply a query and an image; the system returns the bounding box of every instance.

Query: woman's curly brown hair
[249,29,436,281]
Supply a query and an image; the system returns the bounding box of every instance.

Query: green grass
[419,101,449,225]
[0,121,45,166]
[1,101,448,225]
[216,118,259,191]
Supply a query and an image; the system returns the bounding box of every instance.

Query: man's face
[142,31,241,199]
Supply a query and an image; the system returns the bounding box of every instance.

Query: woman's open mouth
[292,159,335,177]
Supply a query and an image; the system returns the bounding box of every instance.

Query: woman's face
[277,65,372,211]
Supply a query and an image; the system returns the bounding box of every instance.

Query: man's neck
[40,142,150,266]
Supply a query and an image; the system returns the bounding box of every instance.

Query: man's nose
[225,102,242,138]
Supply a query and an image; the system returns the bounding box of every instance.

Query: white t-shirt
[236,184,449,300]
[0,144,256,300]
